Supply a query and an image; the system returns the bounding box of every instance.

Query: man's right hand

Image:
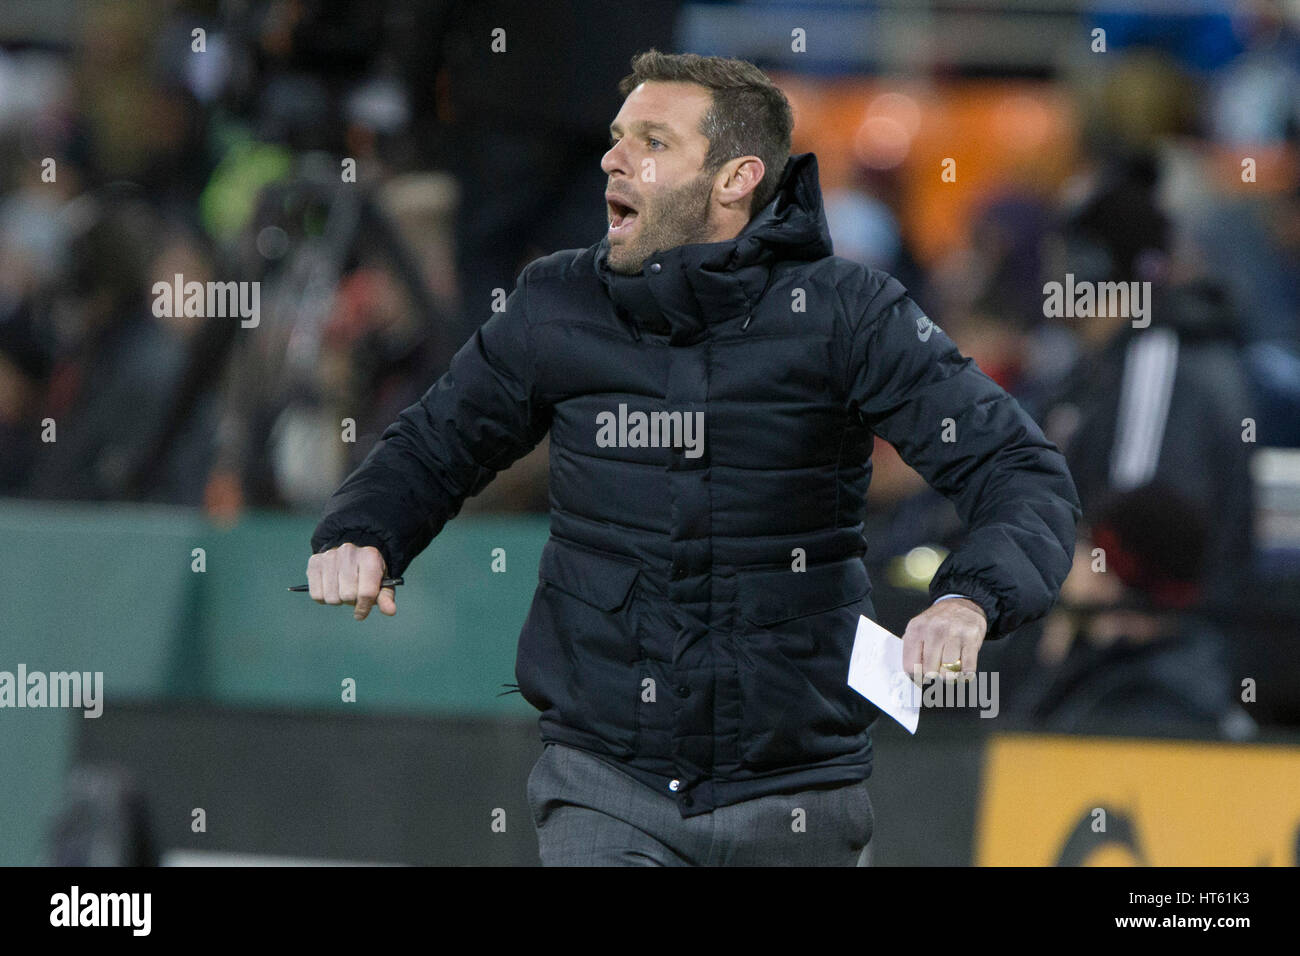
[306,543,397,621]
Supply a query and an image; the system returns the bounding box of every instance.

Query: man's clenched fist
[901,597,987,686]
[306,543,396,621]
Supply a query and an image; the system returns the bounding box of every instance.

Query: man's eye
[649,138,664,149]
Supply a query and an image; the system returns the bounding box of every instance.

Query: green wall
[0,499,549,864]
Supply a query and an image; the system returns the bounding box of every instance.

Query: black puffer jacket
[311,153,1080,814]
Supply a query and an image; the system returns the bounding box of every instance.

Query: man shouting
[307,50,1080,866]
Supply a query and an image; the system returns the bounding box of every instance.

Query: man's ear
[717,156,765,208]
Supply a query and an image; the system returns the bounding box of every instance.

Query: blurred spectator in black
[19,195,213,503]
[1036,153,1256,617]
[1013,483,1254,740]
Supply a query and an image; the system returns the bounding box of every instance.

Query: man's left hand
[901,598,987,686]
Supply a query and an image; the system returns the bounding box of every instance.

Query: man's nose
[601,141,628,177]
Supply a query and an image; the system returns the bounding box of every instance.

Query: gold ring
[941,659,962,672]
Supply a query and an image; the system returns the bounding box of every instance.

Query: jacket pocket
[739,559,870,621]
[537,537,641,613]
[733,557,874,769]
[517,538,643,757]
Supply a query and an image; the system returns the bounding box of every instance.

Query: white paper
[847,614,920,734]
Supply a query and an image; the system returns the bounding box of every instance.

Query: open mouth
[607,196,640,237]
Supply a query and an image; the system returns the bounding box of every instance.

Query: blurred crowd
[0,0,679,516]
[2,0,1300,732]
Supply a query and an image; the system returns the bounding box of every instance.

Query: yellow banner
[976,733,1300,866]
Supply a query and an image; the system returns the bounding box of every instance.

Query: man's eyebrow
[608,120,676,139]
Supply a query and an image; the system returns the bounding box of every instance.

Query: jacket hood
[595,152,834,344]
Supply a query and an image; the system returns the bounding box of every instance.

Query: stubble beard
[605,170,717,275]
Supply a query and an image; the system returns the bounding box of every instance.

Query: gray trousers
[526,742,873,866]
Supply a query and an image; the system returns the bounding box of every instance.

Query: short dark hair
[617,49,794,215]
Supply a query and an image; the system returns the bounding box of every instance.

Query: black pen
[287,577,404,592]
